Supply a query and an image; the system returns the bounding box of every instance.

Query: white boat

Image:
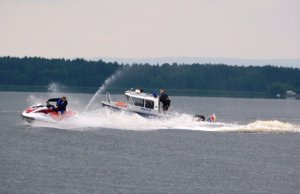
[101,88,216,122]
[101,89,166,118]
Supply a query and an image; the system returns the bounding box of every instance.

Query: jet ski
[21,103,76,123]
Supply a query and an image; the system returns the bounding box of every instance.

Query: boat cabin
[124,89,160,111]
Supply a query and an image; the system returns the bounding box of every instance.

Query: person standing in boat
[159,89,171,112]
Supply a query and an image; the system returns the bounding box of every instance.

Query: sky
[0,0,299,59]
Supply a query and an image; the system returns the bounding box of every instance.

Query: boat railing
[106,92,111,103]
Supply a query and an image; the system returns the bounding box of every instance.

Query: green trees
[0,56,118,87]
[0,56,299,97]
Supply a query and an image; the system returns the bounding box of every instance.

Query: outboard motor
[194,115,206,121]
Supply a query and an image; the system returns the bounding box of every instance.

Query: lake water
[0,91,299,193]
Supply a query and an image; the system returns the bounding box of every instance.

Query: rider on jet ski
[46,96,68,114]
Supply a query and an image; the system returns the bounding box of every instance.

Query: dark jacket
[48,98,68,111]
[159,92,171,110]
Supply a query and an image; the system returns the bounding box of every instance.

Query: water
[0,91,300,193]
[84,69,123,112]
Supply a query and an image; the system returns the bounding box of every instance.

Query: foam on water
[24,81,300,133]
[28,107,300,133]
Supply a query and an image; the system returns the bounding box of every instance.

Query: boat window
[131,97,144,107]
[125,95,131,104]
[145,100,154,109]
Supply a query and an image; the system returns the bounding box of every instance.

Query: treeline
[0,56,300,97]
[0,56,118,87]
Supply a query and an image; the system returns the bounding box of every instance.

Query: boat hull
[21,108,76,124]
[101,101,165,118]
[21,112,35,123]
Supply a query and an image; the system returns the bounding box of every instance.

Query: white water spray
[84,70,123,112]
[26,83,64,106]
[48,83,64,93]
[29,108,300,133]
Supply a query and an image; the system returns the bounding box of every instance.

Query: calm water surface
[0,91,299,194]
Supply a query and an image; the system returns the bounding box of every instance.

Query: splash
[27,108,300,133]
[242,120,296,132]
[48,83,64,93]
[25,83,66,106]
[84,70,123,112]
[27,94,43,105]
[213,120,299,133]
[23,81,300,133]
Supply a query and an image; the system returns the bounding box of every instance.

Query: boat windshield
[126,95,144,107]
[131,97,144,107]
[125,94,155,109]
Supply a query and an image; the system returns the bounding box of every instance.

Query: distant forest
[1,56,300,98]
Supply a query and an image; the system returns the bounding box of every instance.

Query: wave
[216,120,299,133]
[28,108,300,133]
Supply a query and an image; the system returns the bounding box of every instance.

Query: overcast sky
[0,0,299,59]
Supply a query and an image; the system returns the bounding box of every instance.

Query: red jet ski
[21,103,76,123]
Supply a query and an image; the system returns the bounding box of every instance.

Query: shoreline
[0,85,275,99]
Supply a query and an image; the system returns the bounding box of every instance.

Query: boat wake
[23,79,300,133]
[27,108,300,133]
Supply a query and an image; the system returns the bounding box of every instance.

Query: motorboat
[101,88,217,122]
[101,89,166,118]
[21,103,76,123]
